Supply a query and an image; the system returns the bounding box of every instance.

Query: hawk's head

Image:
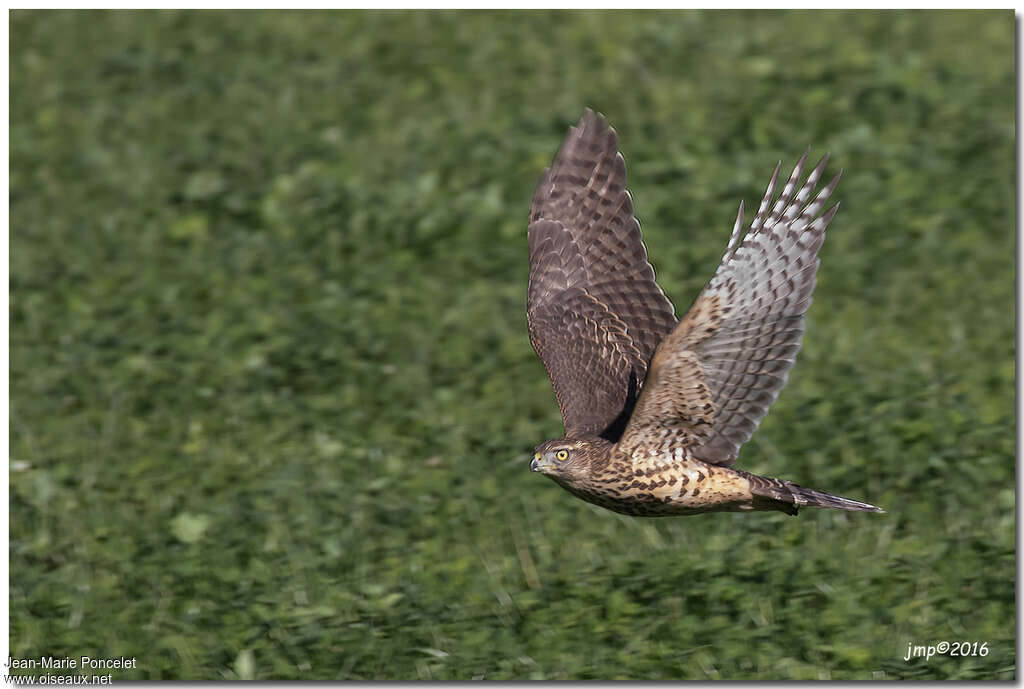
[530,437,612,484]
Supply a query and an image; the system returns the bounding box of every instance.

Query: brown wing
[618,151,841,465]
[527,109,677,439]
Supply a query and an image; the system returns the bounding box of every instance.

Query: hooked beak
[530,453,542,472]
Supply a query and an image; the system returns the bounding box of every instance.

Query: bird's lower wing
[528,221,649,438]
[527,109,677,439]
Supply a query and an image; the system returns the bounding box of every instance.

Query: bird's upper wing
[618,151,841,466]
[527,109,678,439]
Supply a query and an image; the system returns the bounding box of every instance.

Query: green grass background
[10,9,1014,680]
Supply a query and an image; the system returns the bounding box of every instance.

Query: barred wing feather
[620,151,841,466]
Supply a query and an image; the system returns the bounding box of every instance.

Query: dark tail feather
[744,472,885,516]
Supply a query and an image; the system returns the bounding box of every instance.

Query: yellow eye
[556,450,569,461]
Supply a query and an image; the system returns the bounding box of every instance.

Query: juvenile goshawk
[527,109,882,517]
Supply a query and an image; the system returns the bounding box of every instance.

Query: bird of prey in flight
[527,109,882,517]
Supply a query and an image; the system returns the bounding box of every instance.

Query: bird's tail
[742,471,884,516]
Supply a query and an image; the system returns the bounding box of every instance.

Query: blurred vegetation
[10,9,1013,680]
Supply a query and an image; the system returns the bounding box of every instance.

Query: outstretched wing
[618,151,841,466]
[527,109,677,439]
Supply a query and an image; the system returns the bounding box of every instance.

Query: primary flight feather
[527,108,882,517]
